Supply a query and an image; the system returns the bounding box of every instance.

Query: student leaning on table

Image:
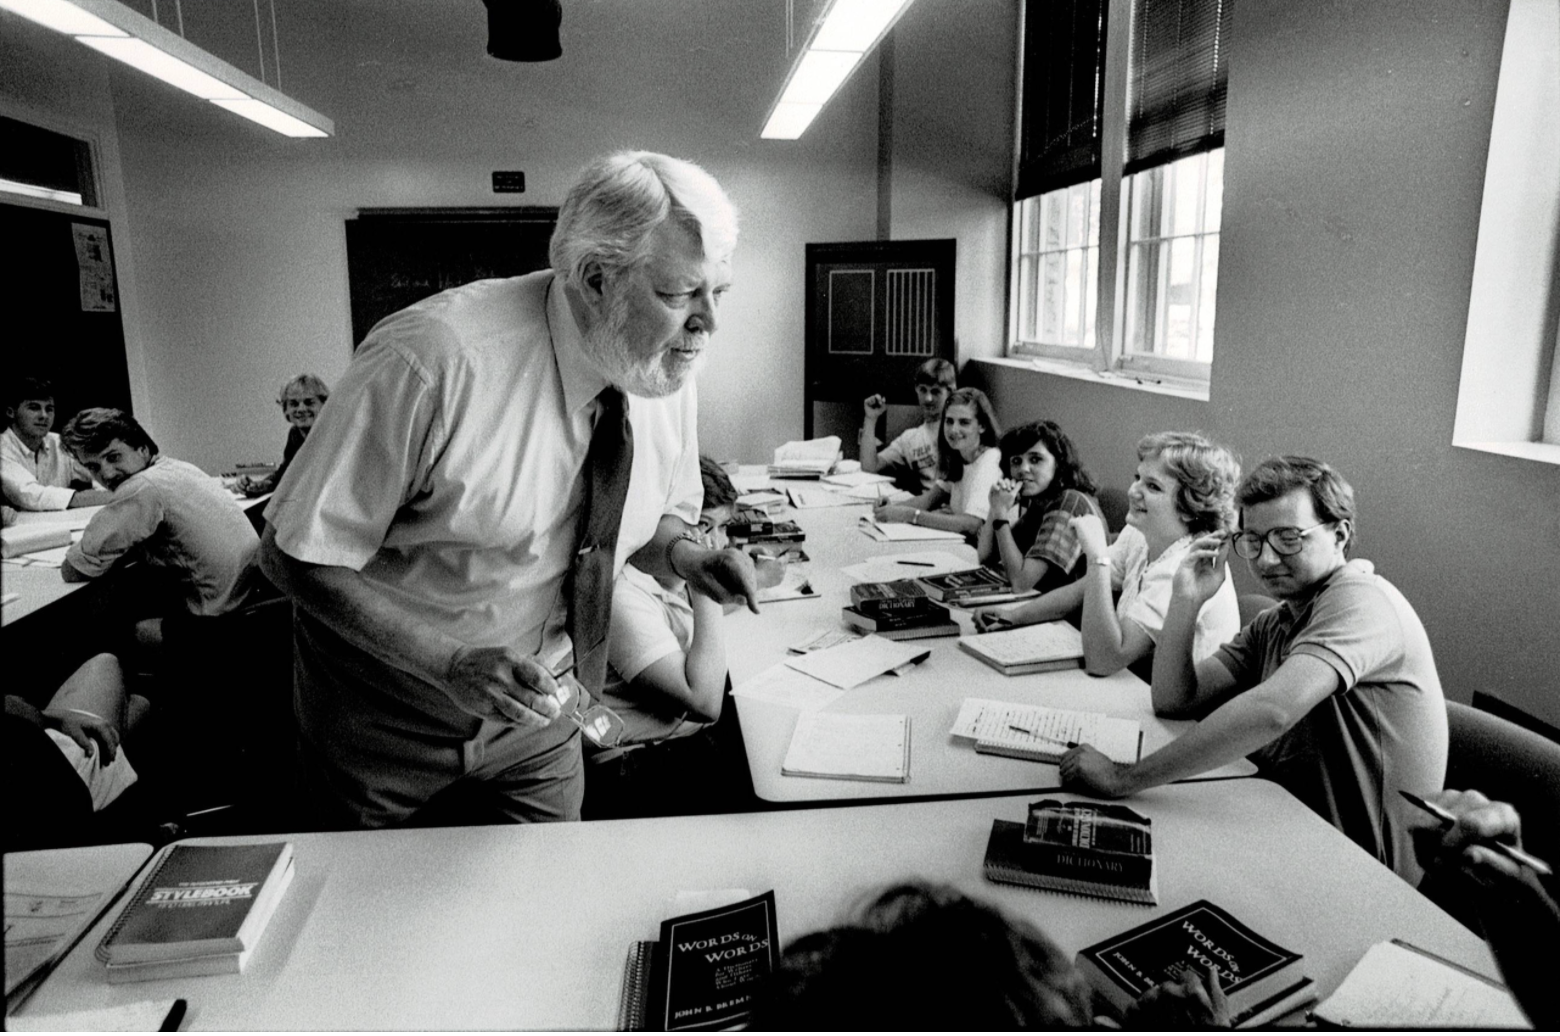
[1,376,112,511]
[973,431,1242,677]
[871,387,1002,538]
[57,408,263,623]
[1060,456,1448,885]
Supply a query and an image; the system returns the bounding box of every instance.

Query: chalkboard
[344,207,558,347]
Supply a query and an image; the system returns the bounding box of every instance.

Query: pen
[897,560,936,567]
[161,998,188,1031]
[1399,790,1552,876]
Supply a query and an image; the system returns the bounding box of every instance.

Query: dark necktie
[568,386,634,696]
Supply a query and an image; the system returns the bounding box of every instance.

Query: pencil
[1398,790,1552,876]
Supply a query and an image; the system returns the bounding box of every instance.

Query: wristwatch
[992,518,1011,531]
[665,529,703,578]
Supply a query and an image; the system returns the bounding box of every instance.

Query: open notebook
[781,712,911,783]
[951,699,1142,765]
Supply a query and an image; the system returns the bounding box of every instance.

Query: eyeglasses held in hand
[1230,521,1335,560]
[552,668,627,749]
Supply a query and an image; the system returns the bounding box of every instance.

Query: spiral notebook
[781,712,911,783]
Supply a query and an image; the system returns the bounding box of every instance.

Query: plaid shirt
[1012,488,1103,585]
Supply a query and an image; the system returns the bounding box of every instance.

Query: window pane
[1042,192,1065,250]
[1019,256,1038,339]
[1083,244,1099,347]
[1063,249,1083,341]
[1040,252,1065,340]
[1066,182,1088,247]
[1169,153,1204,238]
[1204,149,1224,233]
[1196,235,1219,361]
[1164,237,1196,358]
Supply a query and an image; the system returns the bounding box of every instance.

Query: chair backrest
[1237,593,1279,627]
[1096,486,1129,534]
[1444,700,1560,871]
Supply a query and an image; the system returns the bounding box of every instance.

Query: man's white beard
[582,295,705,399]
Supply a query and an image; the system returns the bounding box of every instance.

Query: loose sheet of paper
[781,712,909,781]
[755,568,819,603]
[789,628,866,654]
[784,635,931,690]
[732,662,845,711]
[784,484,855,509]
[820,471,895,488]
[7,1000,183,1032]
[857,518,966,542]
[950,699,1142,765]
[1312,940,1528,1029]
[840,551,973,584]
[839,482,912,503]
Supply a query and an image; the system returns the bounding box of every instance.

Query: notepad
[950,699,1143,765]
[958,622,1085,675]
[1311,939,1528,1029]
[781,712,910,783]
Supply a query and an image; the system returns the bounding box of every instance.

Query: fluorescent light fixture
[760,0,913,140]
[3,0,334,137]
[210,98,328,138]
[79,36,245,99]
[0,0,125,37]
[0,176,84,205]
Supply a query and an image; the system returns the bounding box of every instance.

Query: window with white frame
[1009,0,1232,386]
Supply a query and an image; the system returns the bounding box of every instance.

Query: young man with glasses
[1059,456,1447,884]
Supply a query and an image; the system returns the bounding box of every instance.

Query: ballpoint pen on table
[1007,726,1077,749]
[1399,790,1552,876]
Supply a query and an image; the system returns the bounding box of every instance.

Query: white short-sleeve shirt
[265,272,701,734]
[1108,525,1240,662]
[942,446,1003,521]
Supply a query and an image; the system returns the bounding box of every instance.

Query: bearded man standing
[260,151,756,829]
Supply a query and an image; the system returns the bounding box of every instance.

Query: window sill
[1453,440,1560,467]
[980,355,1211,402]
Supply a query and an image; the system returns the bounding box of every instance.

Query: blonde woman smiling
[974,431,1241,677]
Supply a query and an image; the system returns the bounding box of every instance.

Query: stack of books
[726,519,806,545]
[917,566,1038,607]
[767,437,841,479]
[95,842,295,982]
[842,579,959,640]
[983,799,1158,905]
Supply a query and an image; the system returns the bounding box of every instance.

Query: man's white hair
[549,151,739,291]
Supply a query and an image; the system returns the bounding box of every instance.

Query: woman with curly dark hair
[979,420,1104,594]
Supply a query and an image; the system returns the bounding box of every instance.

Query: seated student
[598,455,735,743]
[1,376,112,511]
[1411,790,1557,1029]
[871,387,1002,539]
[58,408,263,624]
[1060,456,1448,886]
[747,882,1226,1029]
[3,653,147,851]
[978,420,1104,594]
[583,457,737,819]
[239,373,329,497]
[858,357,956,493]
[974,431,1241,677]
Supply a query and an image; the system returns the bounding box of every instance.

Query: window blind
[1125,0,1232,175]
[1015,0,1108,201]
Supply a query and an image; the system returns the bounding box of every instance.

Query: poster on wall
[72,222,117,312]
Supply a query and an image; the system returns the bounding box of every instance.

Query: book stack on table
[843,580,959,640]
[983,799,1159,905]
[94,842,295,983]
[917,566,1039,607]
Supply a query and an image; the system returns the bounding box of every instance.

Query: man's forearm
[1118,694,1289,794]
[259,530,464,688]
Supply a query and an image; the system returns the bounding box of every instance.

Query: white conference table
[1,507,101,627]
[726,488,1253,803]
[12,780,1497,1031]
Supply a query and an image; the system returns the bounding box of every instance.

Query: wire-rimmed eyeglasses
[552,666,627,749]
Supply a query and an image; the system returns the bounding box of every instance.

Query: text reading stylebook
[982,800,1158,905]
[94,841,294,982]
[1075,899,1316,1028]
[618,890,779,1031]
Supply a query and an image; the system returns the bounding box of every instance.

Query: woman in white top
[872,388,1003,540]
[973,431,1242,677]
